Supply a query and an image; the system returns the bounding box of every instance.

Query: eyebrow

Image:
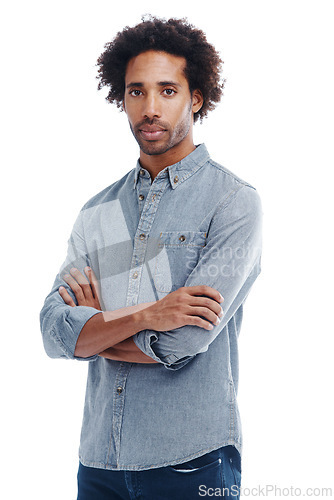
[126,81,182,89]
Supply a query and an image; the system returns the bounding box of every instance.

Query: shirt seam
[196,184,244,230]
[207,159,257,190]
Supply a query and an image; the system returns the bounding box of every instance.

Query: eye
[163,88,176,96]
[129,89,142,97]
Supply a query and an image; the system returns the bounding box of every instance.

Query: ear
[192,89,204,114]
[122,100,126,113]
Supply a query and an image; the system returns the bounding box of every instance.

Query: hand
[137,285,224,332]
[59,266,102,310]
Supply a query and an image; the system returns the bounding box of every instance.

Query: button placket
[137,172,151,216]
[126,179,168,307]
[110,363,132,467]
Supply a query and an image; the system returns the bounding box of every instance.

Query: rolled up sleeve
[133,185,262,370]
[40,210,102,361]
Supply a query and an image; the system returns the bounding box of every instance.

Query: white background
[1,1,333,498]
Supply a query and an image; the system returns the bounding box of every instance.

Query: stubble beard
[129,103,193,156]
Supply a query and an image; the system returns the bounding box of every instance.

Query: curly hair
[96,16,225,122]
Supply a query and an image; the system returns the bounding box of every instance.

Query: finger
[187,305,222,326]
[62,273,85,303]
[184,285,224,304]
[58,286,76,307]
[84,267,101,301]
[190,296,224,318]
[68,267,93,300]
[185,314,215,331]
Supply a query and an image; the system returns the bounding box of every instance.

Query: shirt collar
[133,143,210,190]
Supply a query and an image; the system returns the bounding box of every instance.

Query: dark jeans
[77,445,241,499]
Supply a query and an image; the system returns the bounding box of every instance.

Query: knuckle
[203,298,211,308]
[188,316,195,326]
[198,319,205,328]
[176,304,183,314]
[63,295,73,306]
[74,287,84,298]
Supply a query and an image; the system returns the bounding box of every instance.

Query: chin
[139,141,171,156]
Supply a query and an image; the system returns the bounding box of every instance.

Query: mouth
[138,127,167,141]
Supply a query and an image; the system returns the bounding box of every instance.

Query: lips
[138,125,167,141]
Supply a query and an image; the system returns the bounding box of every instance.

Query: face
[123,50,203,158]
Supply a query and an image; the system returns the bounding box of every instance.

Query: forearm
[74,302,155,358]
[99,338,158,364]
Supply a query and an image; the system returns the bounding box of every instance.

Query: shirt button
[179,235,186,242]
[139,194,144,201]
[117,387,123,394]
[152,194,156,201]
[140,169,145,176]
[174,175,179,183]
[139,233,146,240]
[133,271,138,279]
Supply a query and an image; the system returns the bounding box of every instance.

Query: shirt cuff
[133,330,195,371]
[49,306,102,361]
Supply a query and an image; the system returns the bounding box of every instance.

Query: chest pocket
[153,231,207,294]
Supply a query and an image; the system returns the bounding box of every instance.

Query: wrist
[133,306,151,331]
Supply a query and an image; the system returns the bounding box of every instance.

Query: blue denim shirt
[40,144,262,471]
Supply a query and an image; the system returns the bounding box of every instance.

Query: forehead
[125,50,187,85]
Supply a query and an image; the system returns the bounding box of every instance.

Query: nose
[142,92,161,120]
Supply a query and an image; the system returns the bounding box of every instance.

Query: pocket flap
[158,231,207,247]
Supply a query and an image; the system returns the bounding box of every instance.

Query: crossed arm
[58,266,223,364]
[58,267,156,362]
[45,185,261,368]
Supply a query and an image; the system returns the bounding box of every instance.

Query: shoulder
[207,160,262,250]
[80,169,134,212]
[204,157,262,217]
[208,158,257,191]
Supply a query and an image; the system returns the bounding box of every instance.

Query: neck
[139,135,196,181]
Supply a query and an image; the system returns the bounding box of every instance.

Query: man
[40,16,262,500]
